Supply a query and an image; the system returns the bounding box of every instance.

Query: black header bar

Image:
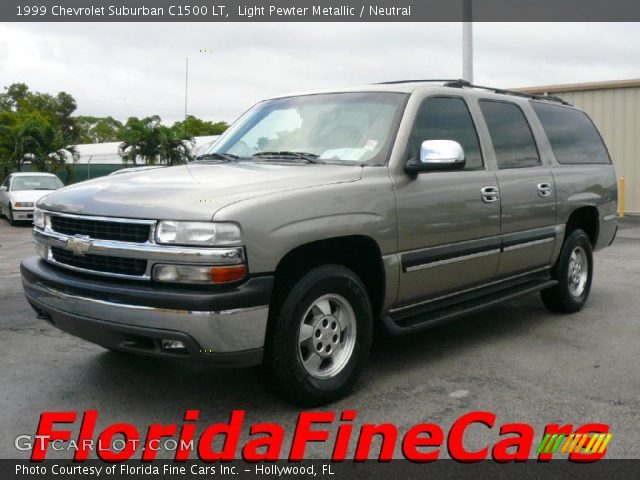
[2,0,640,22]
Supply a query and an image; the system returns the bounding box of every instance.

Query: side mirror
[406,140,466,173]
[0,186,6,191]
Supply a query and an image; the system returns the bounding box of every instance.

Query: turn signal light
[210,265,247,284]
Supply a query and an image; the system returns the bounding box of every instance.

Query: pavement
[0,216,639,459]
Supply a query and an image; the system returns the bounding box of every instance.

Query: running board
[382,274,558,335]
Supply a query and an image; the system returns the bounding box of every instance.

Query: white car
[0,173,64,225]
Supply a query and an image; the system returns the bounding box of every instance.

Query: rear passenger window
[480,100,540,169]
[531,102,611,164]
[479,100,540,169]
[408,97,483,170]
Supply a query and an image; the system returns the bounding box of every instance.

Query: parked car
[21,80,617,405]
[0,173,64,225]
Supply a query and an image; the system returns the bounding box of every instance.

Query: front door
[393,96,501,306]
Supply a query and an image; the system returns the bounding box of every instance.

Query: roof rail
[376,79,462,85]
[375,79,572,105]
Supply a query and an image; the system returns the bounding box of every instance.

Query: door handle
[481,186,500,203]
[537,182,552,198]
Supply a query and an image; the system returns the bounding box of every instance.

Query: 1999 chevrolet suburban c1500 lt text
[21,80,618,405]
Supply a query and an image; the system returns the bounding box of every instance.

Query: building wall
[523,85,640,214]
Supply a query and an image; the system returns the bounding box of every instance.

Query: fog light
[161,339,187,353]
[152,264,247,284]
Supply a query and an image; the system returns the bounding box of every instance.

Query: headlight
[155,221,242,246]
[33,208,45,229]
[14,202,34,208]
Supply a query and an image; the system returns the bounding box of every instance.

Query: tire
[8,206,16,226]
[541,229,593,313]
[260,264,373,406]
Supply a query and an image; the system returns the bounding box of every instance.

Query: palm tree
[0,112,77,176]
[118,116,194,166]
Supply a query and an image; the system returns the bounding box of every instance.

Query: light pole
[184,57,189,118]
[462,0,473,83]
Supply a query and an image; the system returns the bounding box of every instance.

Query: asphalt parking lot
[1,216,639,459]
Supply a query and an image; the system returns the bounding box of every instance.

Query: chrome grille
[51,247,147,277]
[50,215,151,243]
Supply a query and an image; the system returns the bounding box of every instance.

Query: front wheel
[8,206,16,226]
[261,264,373,406]
[541,229,593,313]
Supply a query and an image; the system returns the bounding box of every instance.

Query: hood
[9,190,55,205]
[38,162,363,220]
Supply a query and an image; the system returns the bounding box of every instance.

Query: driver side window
[408,97,483,170]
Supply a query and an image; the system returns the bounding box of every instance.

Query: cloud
[0,22,638,124]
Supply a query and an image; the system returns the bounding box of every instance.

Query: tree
[172,115,228,137]
[0,83,78,177]
[76,115,123,143]
[0,111,77,177]
[118,116,193,166]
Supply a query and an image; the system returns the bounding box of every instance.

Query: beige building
[518,79,639,214]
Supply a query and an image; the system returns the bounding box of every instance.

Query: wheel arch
[565,206,599,247]
[271,235,386,318]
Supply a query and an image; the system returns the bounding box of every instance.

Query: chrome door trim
[502,236,554,252]
[400,225,558,273]
[405,248,501,272]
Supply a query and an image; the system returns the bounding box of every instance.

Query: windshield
[11,176,63,191]
[209,92,407,165]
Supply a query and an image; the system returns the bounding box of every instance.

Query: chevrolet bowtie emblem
[66,235,92,256]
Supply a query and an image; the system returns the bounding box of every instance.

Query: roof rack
[375,79,572,105]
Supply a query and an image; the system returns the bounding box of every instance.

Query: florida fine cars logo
[65,235,92,256]
[19,410,612,463]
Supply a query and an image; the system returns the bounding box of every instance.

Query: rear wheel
[261,264,373,406]
[541,229,593,313]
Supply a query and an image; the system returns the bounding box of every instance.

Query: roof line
[515,78,640,94]
[375,79,570,105]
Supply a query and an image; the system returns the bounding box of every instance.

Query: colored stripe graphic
[597,434,613,453]
[561,434,575,453]
[536,434,551,454]
[537,432,612,455]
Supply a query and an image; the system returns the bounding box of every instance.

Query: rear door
[478,100,557,277]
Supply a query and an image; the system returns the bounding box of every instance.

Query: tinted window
[479,100,540,169]
[408,97,483,170]
[531,102,611,165]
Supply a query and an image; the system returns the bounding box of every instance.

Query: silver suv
[21,80,618,405]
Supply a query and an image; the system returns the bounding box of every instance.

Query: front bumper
[21,257,273,367]
[12,207,34,221]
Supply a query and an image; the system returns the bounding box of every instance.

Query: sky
[0,22,639,124]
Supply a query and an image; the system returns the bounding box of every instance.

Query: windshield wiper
[252,151,323,164]
[194,152,239,162]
